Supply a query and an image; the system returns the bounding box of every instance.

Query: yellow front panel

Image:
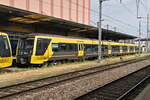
[0,33,12,68]
[0,57,13,68]
[31,36,53,64]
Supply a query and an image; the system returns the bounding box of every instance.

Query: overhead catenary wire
[140,0,150,13]
[120,2,137,17]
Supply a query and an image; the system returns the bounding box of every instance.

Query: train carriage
[0,33,13,68]
[16,34,138,65]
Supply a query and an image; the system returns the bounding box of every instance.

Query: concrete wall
[0,0,91,25]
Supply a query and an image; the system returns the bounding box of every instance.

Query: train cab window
[0,36,11,57]
[36,38,51,55]
[19,38,34,50]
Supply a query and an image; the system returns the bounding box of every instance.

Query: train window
[53,43,77,53]
[78,44,81,51]
[92,45,98,52]
[10,39,18,56]
[102,45,108,52]
[85,44,92,53]
[112,46,120,52]
[59,43,67,52]
[135,47,139,51]
[52,43,59,52]
[36,38,51,55]
[0,36,11,57]
[19,39,34,50]
[130,46,134,51]
[122,46,128,52]
[67,44,77,51]
[79,44,84,51]
[59,43,77,52]
[108,45,112,50]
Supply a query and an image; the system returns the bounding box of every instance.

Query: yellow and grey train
[16,34,138,65]
[0,33,12,68]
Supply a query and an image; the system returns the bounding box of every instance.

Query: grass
[1,53,150,75]
[0,53,150,88]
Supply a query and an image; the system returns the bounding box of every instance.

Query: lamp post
[98,0,103,62]
[98,0,123,62]
[138,20,141,55]
[147,13,149,52]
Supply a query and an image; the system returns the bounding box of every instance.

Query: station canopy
[0,4,137,40]
[135,38,150,41]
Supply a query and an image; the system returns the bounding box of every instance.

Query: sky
[91,0,150,38]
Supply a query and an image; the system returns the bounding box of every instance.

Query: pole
[106,24,109,30]
[138,20,141,55]
[98,0,102,62]
[114,27,117,32]
[147,13,149,52]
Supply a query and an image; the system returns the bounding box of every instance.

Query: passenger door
[78,43,84,57]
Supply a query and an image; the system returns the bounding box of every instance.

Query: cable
[120,2,137,17]
[140,0,150,12]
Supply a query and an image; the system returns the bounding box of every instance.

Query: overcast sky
[91,0,150,38]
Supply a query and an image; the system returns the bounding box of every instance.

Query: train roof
[24,33,137,46]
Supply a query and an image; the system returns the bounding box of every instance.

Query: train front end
[17,37,34,65]
[16,36,52,65]
[0,33,12,68]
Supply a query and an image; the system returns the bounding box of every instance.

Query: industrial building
[0,0,91,25]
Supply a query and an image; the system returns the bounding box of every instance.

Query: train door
[120,46,123,54]
[0,33,12,68]
[78,43,84,57]
[108,45,112,55]
[127,46,130,53]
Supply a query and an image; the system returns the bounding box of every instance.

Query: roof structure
[135,38,150,41]
[0,4,137,40]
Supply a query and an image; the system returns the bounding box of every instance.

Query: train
[0,33,13,68]
[15,34,138,65]
[0,33,139,68]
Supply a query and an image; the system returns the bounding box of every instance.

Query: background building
[0,0,91,25]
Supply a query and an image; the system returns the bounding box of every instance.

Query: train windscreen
[18,38,34,55]
[0,35,11,57]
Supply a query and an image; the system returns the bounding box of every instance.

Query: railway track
[0,56,149,99]
[76,65,150,100]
